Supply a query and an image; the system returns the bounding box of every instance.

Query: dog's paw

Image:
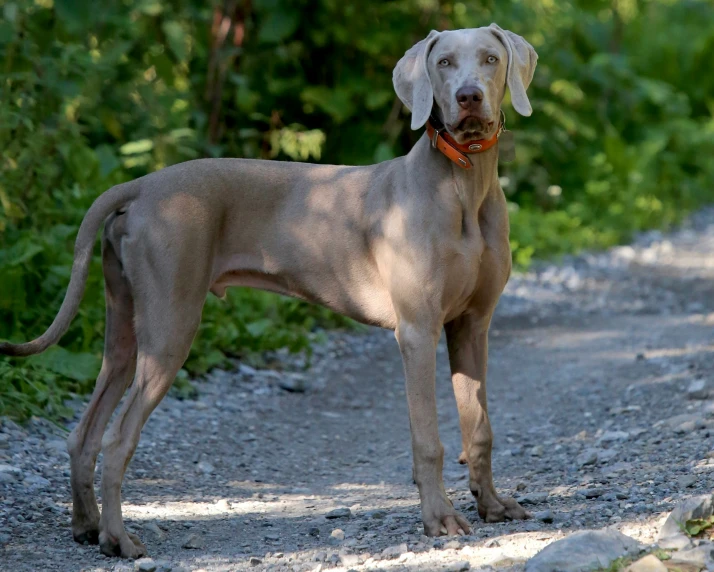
[476,494,530,523]
[421,494,472,536]
[99,530,147,559]
[73,527,99,545]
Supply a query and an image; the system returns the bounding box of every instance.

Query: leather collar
[425,116,502,170]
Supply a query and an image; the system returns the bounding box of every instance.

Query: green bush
[2,0,713,420]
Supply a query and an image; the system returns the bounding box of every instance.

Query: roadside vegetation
[1,0,713,420]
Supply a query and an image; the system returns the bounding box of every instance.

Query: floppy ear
[392,30,441,130]
[488,24,538,116]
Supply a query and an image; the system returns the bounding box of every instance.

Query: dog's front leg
[445,314,528,522]
[396,321,472,536]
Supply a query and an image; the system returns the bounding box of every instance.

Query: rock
[597,449,618,464]
[314,551,327,562]
[687,379,709,400]
[669,544,714,567]
[658,494,712,549]
[535,510,554,523]
[182,533,205,549]
[367,509,387,519]
[22,474,51,488]
[143,522,166,542]
[154,561,172,572]
[134,559,157,572]
[381,543,408,559]
[308,526,320,536]
[196,461,214,474]
[278,373,308,393]
[517,492,549,505]
[525,529,642,572]
[530,445,544,457]
[249,557,262,566]
[598,430,629,443]
[582,487,604,499]
[325,507,351,519]
[624,554,667,572]
[485,538,500,548]
[239,363,258,376]
[340,554,360,567]
[0,463,23,481]
[264,533,279,541]
[329,529,345,544]
[44,438,68,455]
[675,420,698,434]
[445,562,470,572]
[678,475,698,489]
[577,450,598,467]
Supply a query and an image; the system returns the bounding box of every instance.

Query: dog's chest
[443,210,510,320]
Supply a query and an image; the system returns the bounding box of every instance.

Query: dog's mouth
[449,116,496,143]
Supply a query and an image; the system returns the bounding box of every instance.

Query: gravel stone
[687,379,709,400]
[624,555,667,572]
[325,507,351,519]
[181,533,205,549]
[534,510,554,523]
[381,543,408,559]
[517,492,549,505]
[135,558,157,572]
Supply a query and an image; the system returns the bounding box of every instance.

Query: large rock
[658,494,713,550]
[668,543,714,567]
[526,529,642,572]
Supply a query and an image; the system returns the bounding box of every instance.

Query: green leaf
[246,319,273,338]
[120,139,154,155]
[95,145,121,177]
[54,0,93,33]
[301,87,355,123]
[28,347,101,383]
[258,11,299,44]
[373,142,395,163]
[135,0,163,16]
[162,21,188,62]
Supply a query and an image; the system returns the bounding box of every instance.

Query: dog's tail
[0,182,140,357]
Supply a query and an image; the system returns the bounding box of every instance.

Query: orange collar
[426,117,502,170]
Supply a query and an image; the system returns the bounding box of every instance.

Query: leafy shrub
[2,0,713,420]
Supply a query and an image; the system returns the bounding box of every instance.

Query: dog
[0,24,537,558]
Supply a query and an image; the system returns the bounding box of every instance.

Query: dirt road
[2,210,714,571]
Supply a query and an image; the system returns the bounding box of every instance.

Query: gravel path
[2,209,714,572]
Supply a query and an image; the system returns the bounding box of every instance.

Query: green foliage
[1,0,713,420]
[681,515,714,537]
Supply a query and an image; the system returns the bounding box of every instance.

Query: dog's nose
[456,86,484,109]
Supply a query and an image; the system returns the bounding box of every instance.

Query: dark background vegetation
[1,0,713,420]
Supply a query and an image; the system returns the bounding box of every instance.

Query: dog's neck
[408,128,501,220]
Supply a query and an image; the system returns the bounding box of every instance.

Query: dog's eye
[487,55,498,64]
[438,58,450,67]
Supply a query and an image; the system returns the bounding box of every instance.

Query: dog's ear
[392,30,441,130]
[488,24,538,116]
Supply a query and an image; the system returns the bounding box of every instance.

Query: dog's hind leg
[96,239,207,558]
[67,226,137,545]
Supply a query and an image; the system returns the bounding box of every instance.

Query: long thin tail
[0,181,141,357]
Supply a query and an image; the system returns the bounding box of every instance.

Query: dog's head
[393,25,537,144]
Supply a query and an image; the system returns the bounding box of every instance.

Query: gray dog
[1,24,537,558]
